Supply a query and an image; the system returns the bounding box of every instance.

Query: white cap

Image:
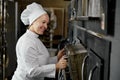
[21,2,47,25]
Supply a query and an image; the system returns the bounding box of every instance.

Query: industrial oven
[62,0,115,80]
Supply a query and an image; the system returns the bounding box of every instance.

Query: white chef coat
[12,30,58,80]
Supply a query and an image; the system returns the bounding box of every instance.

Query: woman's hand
[56,56,67,70]
[57,48,65,60]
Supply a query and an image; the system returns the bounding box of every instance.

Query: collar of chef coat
[26,29,39,38]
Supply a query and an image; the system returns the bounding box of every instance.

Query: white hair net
[21,2,47,25]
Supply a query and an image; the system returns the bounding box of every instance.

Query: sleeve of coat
[22,46,56,78]
[48,56,58,64]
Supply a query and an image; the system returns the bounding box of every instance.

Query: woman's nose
[44,24,48,30]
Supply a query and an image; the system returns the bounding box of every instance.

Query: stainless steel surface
[64,43,87,80]
[82,55,89,80]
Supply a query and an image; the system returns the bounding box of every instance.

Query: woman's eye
[43,22,45,24]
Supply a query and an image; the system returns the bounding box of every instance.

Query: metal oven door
[83,49,103,80]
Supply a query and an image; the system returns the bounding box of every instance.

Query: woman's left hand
[57,48,65,60]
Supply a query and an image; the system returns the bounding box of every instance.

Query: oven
[66,0,113,79]
[63,35,111,80]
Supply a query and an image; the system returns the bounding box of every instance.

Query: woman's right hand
[56,56,67,70]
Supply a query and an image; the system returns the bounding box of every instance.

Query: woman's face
[29,14,49,35]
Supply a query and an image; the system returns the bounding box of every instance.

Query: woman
[12,2,67,80]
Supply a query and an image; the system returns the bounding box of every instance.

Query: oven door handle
[82,55,89,80]
[88,63,99,80]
